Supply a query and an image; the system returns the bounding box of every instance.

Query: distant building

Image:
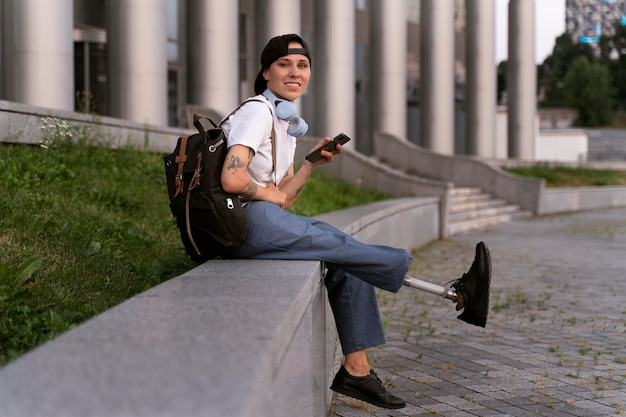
[0,0,537,160]
[566,0,626,52]
[0,0,469,155]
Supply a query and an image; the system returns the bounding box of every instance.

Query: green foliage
[538,27,626,121]
[0,126,192,365]
[599,22,626,111]
[289,171,388,217]
[611,111,626,128]
[502,164,626,187]
[539,33,595,108]
[0,123,388,366]
[563,56,614,126]
[497,61,507,104]
[0,255,77,364]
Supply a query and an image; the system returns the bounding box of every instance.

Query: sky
[495,0,567,64]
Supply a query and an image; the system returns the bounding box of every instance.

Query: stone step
[448,187,483,196]
[449,193,492,205]
[447,210,533,236]
[446,186,533,235]
[448,198,508,214]
[448,204,522,223]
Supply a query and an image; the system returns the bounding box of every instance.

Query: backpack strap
[219,98,278,183]
[193,114,217,133]
[173,136,189,198]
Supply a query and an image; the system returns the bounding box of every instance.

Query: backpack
[164,99,275,262]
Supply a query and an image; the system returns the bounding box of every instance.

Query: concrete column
[1,0,74,111]
[507,0,536,159]
[314,0,355,141]
[466,0,496,158]
[420,0,455,155]
[256,0,301,54]
[187,0,239,115]
[188,0,238,115]
[371,0,407,141]
[106,0,168,126]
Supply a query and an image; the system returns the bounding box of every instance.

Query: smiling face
[263,41,311,101]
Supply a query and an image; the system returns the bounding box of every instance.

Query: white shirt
[221,95,296,186]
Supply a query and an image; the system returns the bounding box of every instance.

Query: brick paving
[329,208,626,416]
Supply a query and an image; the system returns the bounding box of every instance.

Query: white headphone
[263,89,308,137]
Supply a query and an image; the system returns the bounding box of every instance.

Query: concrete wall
[0,100,186,153]
[536,130,588,163]
[374,132,544,214]
[496,106,588,162]
[541,186,626,215]
[537,108,578,130]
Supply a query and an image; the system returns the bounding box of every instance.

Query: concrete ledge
[0,197,440,417]
[0,260,326,417]
[0,100,189,153]
[315,197,440,249]
[540,186,626,214]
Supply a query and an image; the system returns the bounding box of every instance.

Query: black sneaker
[449,241,491,328]
[330,366,406,409]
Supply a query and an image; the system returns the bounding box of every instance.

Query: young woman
[220,34,488,410]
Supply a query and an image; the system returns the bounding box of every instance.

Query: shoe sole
[330,384,406,409]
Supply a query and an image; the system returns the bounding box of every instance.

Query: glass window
[354,42,369,101]
[74,0,106,28]
[407,0,420,23]
[355,0,369,11]
[167,0,180,62]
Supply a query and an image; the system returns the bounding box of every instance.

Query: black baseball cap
[254,34,312,95]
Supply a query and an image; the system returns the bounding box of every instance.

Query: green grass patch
[502,164,626,187]
[0,128,388,366]
[611,112,626,128]
[290,170,388,217]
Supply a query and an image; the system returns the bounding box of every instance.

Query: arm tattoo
[238,180,258,200]
[226,155,246,172]
[226,148,255,172]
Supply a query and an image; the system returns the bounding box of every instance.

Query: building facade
[566,0,626,47]
[0,0,536,159]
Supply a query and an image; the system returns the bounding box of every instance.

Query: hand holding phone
[305,133,351,163]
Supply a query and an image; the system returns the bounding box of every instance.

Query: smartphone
[305,133,351,163]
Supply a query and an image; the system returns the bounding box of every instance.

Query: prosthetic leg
[403,241,491,328]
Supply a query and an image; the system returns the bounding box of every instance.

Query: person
[220,34,490,410]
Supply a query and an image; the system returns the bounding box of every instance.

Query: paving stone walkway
[329,207,626,416]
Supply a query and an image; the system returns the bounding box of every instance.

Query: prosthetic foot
[403,241,491,328]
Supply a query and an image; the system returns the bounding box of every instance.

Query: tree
[599,22,626,110]
[539,33,595,107]
[563,56,613,126]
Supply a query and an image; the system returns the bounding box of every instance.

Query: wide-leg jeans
[229,201,412,354]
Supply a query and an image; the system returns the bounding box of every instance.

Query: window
[407,0,420,23]
[355,0,369,11]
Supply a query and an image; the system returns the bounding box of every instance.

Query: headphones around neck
[263,89,308,137]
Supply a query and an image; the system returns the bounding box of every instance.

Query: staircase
[447,187,533,235]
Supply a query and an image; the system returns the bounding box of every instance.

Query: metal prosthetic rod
[402,242,491,328]
[403,276,457,302]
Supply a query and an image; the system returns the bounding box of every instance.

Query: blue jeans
[229,201,412,354]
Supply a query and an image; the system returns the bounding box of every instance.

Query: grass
[610,111,626,128]
[0,122,388,366]
[502,164,626,187]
